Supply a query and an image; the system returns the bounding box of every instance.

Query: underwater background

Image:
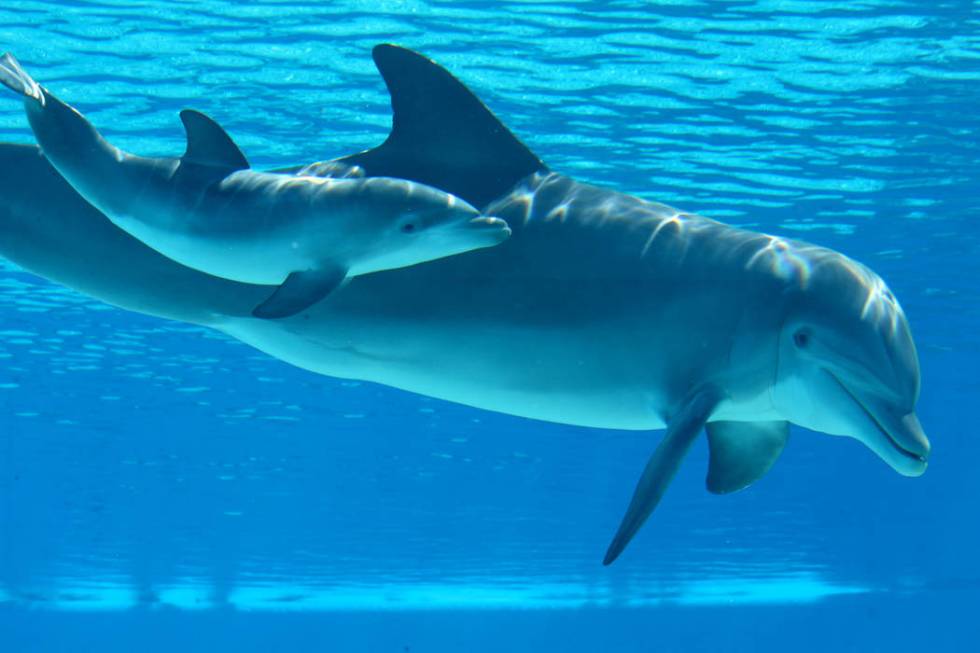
[0,0,977,651]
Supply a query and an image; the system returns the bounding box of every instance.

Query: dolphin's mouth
[829,372,927,463]
[467,216,512,243]
[469,215,510,230]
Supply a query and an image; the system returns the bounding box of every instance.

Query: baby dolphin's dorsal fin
[179,109,249,171]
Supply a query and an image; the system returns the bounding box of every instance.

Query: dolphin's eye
[793,330,810,349]
[401,222,417,234]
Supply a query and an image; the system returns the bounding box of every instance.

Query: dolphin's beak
[468,216,512,242]
[469,215,509,229]
[832,372,930,477]
[870,408,930,474]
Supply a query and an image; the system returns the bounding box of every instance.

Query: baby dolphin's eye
[401,222,417,234]
[793,330,810,349]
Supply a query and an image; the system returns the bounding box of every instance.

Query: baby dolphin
[0,53,510,318]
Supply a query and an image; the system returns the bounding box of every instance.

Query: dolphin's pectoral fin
[336,44,546,208]
[603,387,722,566]
[179,109,249,171]
[705,421,789,495]
[252,266,348,319]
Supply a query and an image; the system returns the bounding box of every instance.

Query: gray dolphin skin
[0,45,930,565]
[0,53,510,319]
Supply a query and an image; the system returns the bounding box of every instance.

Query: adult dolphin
[0,45,929,564]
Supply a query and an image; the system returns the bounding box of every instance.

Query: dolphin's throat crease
[0,46,929,565]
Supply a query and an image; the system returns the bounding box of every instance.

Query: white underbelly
[217,315,783,431]
[218,317,670,430]
[115,219,305,285]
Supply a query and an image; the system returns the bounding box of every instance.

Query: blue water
[1,0,978,650]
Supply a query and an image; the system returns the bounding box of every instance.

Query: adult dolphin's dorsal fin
[179,109,249,171]
[705,421,789,494]
[338,44,547,208]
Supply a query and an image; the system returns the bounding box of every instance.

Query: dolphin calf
[0,53,510,319]
[0,45,930,564]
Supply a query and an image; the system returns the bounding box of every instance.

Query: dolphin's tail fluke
[0,53,45,106]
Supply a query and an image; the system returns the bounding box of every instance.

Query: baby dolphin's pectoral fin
[179,109,249,171]
[603,387,722,566]
[705,421,789,495]
[252,266,349,320]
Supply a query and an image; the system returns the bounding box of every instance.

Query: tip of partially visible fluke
[0,52,45,106]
